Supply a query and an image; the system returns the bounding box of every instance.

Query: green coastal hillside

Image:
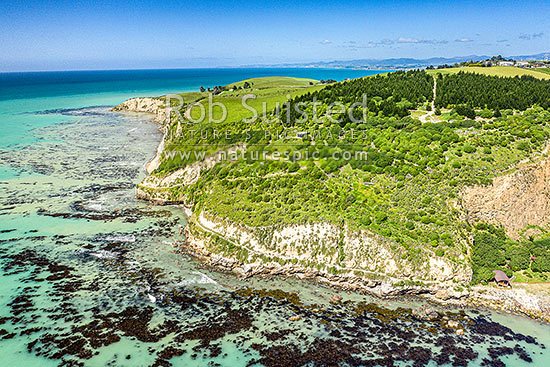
[158,77,324,171]
[427,65,550,80]
[140,71,550,286]
[230,76,318,89]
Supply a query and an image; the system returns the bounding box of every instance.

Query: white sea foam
[104,234,136,242]
[90,250,117,259]
[88,203,106,211]
[177,271,217,286]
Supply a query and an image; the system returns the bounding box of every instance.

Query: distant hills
[255,52,550,69]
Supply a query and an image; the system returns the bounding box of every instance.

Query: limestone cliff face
[135,145,246,204]
[113,97,167,123]
[186,211,471,286]
[462,157,550,239]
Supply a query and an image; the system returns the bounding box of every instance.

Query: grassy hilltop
[145,71,550,285]
[186,77,323,127]
[229,76,318,89]
[427,65,550,80]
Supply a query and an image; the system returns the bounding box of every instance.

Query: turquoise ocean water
[0,68,549,366]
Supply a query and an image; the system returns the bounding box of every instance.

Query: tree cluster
[471,227,550,284]
[283,70,433,123]
[435,72,550,110]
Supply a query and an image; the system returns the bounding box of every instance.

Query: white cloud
[337,36,449,51]
[397,37,420,43]
[519,32,544,40]
[397,37,448,45]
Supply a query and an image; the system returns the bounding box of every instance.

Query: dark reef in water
[0,182,544,366]
[33,106,113,116]
[0,236,545,367]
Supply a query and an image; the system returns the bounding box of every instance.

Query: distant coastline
[236,51,550,71]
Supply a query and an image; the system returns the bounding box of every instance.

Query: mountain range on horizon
[243,52,550,70]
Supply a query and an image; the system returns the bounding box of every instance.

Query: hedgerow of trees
[282,70,434,123]
[435,72,550,110]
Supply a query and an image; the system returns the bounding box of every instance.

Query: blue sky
[1,0,549,71]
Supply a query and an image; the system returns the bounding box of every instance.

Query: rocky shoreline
[113,97,168,174]
[113,96,550,325]
[180,212,550,324]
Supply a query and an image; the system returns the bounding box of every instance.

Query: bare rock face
[435,289,453,301]
[424,307,440,321]
[462,157,550,239]
[183,210,472,291]
[447,320,460,328]
[113,97,167,123]
[136,144,246,203]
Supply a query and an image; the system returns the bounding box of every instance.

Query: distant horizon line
[2,51,549,74]
[0,65,392,74]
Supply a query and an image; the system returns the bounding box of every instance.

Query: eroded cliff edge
[462,152,550,240]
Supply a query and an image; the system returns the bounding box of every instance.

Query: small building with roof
[493,270,515,287]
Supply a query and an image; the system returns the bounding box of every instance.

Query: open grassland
[158,76,324,172]
[229,76,318,89]
[174,91,208,104]
[428,66,550,80]
[188,78,323,123]
[533,68,550,76]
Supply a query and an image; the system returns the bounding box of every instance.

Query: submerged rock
[447,320,460,328]
[425,307,440,320]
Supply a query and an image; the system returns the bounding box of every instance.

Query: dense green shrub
[463,145,476,153]
[455,104,476,119]
[471,231,506,283]
[532,255,550,273]
[479,109,494,119]
[531,239,550,273]
[505,245,530,271]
